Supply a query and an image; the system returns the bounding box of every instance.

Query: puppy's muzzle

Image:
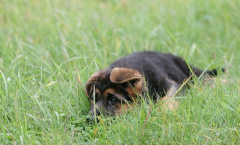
[86,104,102,123]
[86,115,99,123]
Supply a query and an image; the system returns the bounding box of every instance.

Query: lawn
[0,0,240,144]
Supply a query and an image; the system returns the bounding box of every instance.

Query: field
[0,0,240,144]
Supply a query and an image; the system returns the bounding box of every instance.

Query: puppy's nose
[86,115,99,123]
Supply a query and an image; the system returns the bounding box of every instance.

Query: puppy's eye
[108,94,118,105]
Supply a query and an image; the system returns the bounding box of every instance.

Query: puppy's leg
[203,77,236,88]
[159,80,180,111]
[160,97,179,111]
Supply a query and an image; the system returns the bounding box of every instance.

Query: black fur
[109,51,224,100]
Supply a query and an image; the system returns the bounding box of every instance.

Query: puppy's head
[85,68,143,118]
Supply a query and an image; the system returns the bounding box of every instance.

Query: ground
[0,0,240,144]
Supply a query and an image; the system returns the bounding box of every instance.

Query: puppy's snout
[86,105,102,123]
[86,115,99,123]
[89,106,101,116]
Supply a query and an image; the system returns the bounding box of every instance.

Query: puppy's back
[110,51,189,82]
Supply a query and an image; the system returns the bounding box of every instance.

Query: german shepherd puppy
[86,51,224,120]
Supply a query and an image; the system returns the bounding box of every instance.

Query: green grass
[0,0,240,144]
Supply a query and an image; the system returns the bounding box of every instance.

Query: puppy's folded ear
[110,68,143,96]
[110,68,141,83]
[85,72,99,94]
[85,69,111,94]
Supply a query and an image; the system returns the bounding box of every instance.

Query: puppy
[85,51,224,120]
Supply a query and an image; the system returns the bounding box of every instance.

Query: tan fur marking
[103,88,128,101]
[125,87,135,97]
[103,88,116,100]
[125,87,137,101]
[103,88,115,97]
[95,88,101,98]
[114,103,135,115]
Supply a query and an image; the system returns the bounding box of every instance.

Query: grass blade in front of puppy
[93,85,97,124]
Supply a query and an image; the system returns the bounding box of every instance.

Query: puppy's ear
[85,72,99,94]
[85,69,110,94]
[110,68,143,96]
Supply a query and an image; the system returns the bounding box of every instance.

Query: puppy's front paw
[160,96,179,111]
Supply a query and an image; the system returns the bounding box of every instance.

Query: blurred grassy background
[0,0,239,144]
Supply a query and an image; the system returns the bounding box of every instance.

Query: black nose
[86,115,99,123]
